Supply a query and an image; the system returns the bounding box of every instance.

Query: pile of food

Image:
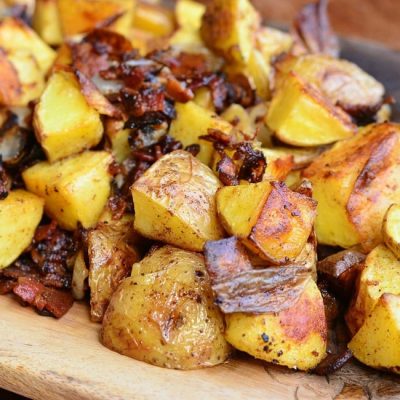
[0,0,399,375]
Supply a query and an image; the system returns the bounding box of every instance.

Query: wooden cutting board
[1,295,399,400]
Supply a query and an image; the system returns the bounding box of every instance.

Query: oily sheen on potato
[101,246,230,369]
[132,150,224,251]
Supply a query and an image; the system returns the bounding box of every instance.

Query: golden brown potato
[200,0,260,65]
[217,181,317,264]
[346,244,400,335]
[0,17,55,73]
[22,151,113,230]
[133,2,175,37]
[34,71,104,163]
[102,245,230,369]
[176,0,205,32]
[266,72,356,146]
[71,250,89,301]
[33,0,63,46]
[303,122,400,251]
[132,150,224,252]
[0,190,44,269]
[382,204,400,259]
[225,278,327,370]
[57,0,134,37]
[88,214,139,322]
[348,293,400,374]
[275,54,385,120]
[255,27,293,63]
[169,101,232,165]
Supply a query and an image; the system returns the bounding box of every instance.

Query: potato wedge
[0,48,45,107]
[34,71,103,163]
[348,293,400,374]
[102,245,230,369]
[169,101,232,165]
[345,244,400,335]
[217,181,317,264]
[275,54,385,120]
[33,0,63,46]
[383,204,400,259]
[200,0,260,65]
[57,0,134,37]
[88,214,139,322]
[132,150,224,252]
[0,17,55,73]
[303,122,400,250]
[225,279,327,370]
[23,151,112,230]
[0,190,44,269]
[266,72,356,146]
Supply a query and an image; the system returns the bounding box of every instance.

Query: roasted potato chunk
[275,54,385,120]
[34,71,103,163]
[200,0,260,65]
[383,204,400,259]
[169,101,232,165]
[23,151,112,230]
[255,27,293,63]
[33,0,63,46]
[133,2,175,37]
[346,244,400,335]
[216,181,317,264]
[88,214,139,322]
[225,279,327,370]
[266,72,356,146]
[0,17,55,73]
[132,150,224,252]
[348,293,400,374]
[303,123,400,250]
[102,245,230,369]
[176,0,205,32]
[72,250,89,301]
[57,0,134,37]
[0,190,44,269]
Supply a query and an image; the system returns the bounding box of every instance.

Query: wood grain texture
[253,0,400,51]
[1,295,400,400]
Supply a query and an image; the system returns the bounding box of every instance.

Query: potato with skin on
[132,150,224,252]
[225,278,327,371]
[0,48,45,107]
[88,214,139,322]
[303,122,400,251]
[22,151,112,231]
[382,204,400,259]
[33,0,63,46]
[266,72,356,147]
[348,293,400,374]
[0,190,44,269]
[34,71,103,163]
[216,181,317,264]
[57,0,134,38]
[102,245,230,370]
[200,0,260,65]
[0,17,55,73]
[168,101,232,166]
[346,244,400,335]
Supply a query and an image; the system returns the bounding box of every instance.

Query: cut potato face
[304,122,400,251]
[266,72,356,146]
[36,71,103,161]
[57,0,134,37]
[132,150,224,252]
[169,101,232,165]
[33,0,63,46]
[22,151,112,230]
[102,245,230,369]
[348,293,400,374]
[382,204,400,259]
[225,279,327,371]
[255,27,293,63]
[34,71,103,163]
[217,181,317,264]
[176,0,205,31]
[0,190,44,269]
[0,17,55,73]
[200,0,260,64]
[345,244,400,335]
[133,2,175,37]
